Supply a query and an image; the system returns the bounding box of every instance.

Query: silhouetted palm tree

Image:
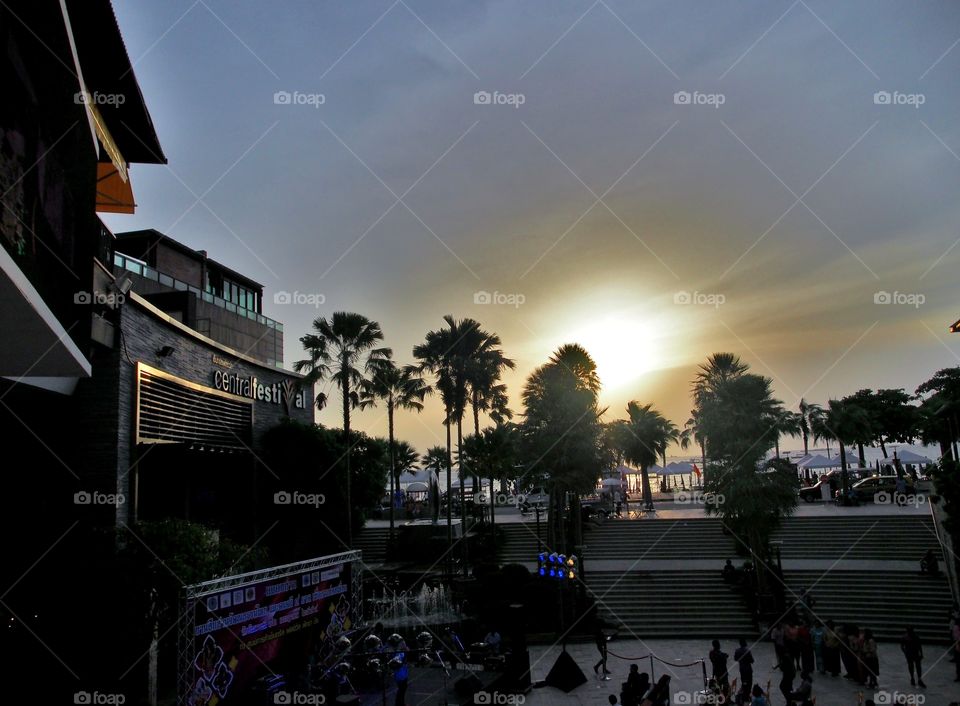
[620,402,679,510]
[811,399,872,503]
[294,312,390,544]
[360,358,431,535]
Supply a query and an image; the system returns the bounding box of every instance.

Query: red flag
[692,463,702,478]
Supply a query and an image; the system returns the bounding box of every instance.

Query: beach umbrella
[895,450,933,465]
[797,454,836,470]
[405,481,429,493]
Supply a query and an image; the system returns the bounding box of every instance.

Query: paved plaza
[519,638,958,705]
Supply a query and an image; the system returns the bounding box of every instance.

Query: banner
[186,562,353,704]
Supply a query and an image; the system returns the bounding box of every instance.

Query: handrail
[113,251,283,332]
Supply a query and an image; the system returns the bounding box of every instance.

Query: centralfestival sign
[212,369,307,411]
[184,558,355,705]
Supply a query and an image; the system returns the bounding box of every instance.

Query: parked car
[835,474,916,504]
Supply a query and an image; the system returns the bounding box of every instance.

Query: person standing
[811,621,825,675]
[709,640,730,691]
[798,621,814,674]
[862,629,879,689]
[770,623,785,670]
[778,647,796,705]
[822,621,841,677]
[734,638,753,693]
[900,626,925,688]
[594,625,611,679]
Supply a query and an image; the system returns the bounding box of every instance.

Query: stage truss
[177,550,362,705]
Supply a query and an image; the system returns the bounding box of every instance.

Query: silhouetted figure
[734,638,753,692]
[900,626,926,688]
[709,640,730,690]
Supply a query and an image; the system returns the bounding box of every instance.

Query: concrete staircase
[581,518,734,561]
[771,515,942,561]
[354,526,389,566]
[586,570,757,638]
[497,522,549,564]
[781,569,952,643]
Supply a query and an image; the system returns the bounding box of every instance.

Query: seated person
[483,628,501,655]
[920,549,940,576]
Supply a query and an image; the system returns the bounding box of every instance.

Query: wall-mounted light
[157,345,175,359]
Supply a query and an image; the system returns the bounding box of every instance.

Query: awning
[0,244,90,378]
[96,162,136,214]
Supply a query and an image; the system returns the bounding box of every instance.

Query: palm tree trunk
[839,443,849,504]
[857,442,865,468]
[775,436,781,459]
[802,430,809,456]
[641,463,653,510]
[489,471,496,538]
[445,411,452,551]
[457,415,467,577]
[879,440,888,458]
[388,403,395,539]
[700,441,707,484]
[343,375,352,546]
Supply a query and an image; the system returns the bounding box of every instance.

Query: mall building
[0,0,312,575]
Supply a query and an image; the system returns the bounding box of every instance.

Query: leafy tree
[694,357,796,568]
[116,519,265,705]
[260,420,390,555]
[462,423,519,533]
[769,409,803,459]
[520,344,605,550]
[294,313,390,544]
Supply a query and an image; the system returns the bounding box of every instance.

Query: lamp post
[535,504,542,554]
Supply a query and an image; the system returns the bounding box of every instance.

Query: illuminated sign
[212,370,306,410]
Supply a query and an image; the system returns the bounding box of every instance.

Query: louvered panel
[136,362,253,449]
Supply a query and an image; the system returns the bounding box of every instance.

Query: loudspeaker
[502,649,532,691]
[544,649,587,693]
[454,672,483,696]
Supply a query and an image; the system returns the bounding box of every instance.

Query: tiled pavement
[518,639,959,705]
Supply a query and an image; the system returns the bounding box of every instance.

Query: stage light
[363,634,382,651]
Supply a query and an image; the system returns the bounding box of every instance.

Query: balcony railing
[113,252,283,332]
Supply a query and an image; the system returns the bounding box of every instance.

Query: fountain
[367,584,460,628]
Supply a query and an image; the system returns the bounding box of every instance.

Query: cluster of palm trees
[294,312,513,545]
[293,312,960,554]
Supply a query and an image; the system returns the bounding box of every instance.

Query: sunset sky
[104,0,960,455]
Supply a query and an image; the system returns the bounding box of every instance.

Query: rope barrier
[605,649,705,670]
